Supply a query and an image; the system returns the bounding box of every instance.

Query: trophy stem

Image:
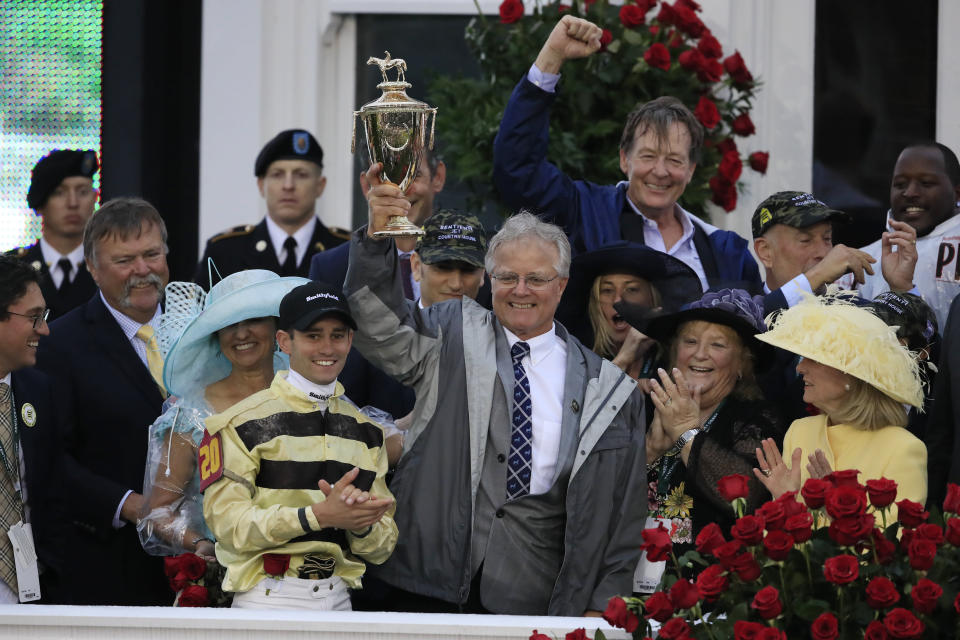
[371,215,425,238]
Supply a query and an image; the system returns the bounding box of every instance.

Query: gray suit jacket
[345,229,648,615]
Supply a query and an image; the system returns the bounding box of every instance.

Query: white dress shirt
[503,324,567,495]
[265,215,317,268]
[763,274,814,308]
[38,239,84,289]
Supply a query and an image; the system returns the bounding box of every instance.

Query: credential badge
[21,403,37,427]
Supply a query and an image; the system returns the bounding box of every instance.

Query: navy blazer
[9,367,68,602]
[36,293,170,605]
[926,292,960,509]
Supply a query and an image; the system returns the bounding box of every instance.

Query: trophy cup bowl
[353,52,436,238]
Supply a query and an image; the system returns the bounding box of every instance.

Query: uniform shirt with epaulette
[193,217,350,291]
[6,242,97,320]
[200,371,397,594]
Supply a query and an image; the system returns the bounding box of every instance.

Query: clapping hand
[754,438,802,499]
[648,367,701,441]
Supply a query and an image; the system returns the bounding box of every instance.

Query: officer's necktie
[507,341,533,500]
[398,254,414,300]
[136,325,167,397]
[281,237,298,276]
[0,383,21,592]
[57,258,73,293]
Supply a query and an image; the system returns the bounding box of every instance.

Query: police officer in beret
[8,150,100,321]
[193,129,350,290]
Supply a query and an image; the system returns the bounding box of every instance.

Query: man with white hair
[344,165,647,616]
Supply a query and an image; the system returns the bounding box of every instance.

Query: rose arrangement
[593,473,960,639]
[430,0,768,216]
[163,552,231,607]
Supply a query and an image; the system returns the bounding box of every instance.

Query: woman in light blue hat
[137,270,309,567]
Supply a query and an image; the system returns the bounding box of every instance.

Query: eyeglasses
[7,308,50,330]
[489,272,560,290]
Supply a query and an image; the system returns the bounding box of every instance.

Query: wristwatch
[675,428,700,449]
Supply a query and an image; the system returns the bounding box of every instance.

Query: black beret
[27,149,99,210]
[254,129,324,177]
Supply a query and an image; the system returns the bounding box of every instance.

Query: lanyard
[0,388,24,520]
[656,398,726,495]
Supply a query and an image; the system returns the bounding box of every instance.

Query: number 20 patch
[198,430,224,491]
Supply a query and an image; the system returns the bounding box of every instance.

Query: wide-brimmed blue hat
[159,270,309,397]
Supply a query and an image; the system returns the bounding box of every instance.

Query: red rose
[499,0,524,24]
[723,50,754,87]
[750,585,782,619]
[899,527,915,551]
[748,151,769,174]
[641,591,674,623]
[262,552,291,577]
[599,28,613,51]
[696,564,729,601]
[659,617,691,640]
[716,137,738,156]
[697,31,723,58]
[865,620,890,640]
[757,500,786,530]
[696,57,722,82]
[731,515,766,546]
[177,584,209,607]
[669,578,699,610]
[897,499,928,528]
[678,48,705,74]
[910,577,942,614]
[169,573,190,592]
[757,630,786,640]
[873,529,897,564]
[644,43,671,71]
[636,0,656,13]
[655,3,675,26]
[672,5,705,38]
[163,553,187,578]
[709,175,737,212]
[810,612,839,640]
[695,522,725,555]
[801,478,832,508]
[733,621,766,640]
[620,4,646,28]
[785,512,814,543]
[531,631,551,640]
[883,608,924,639]
[565,629,589,640]
[955,592,960,614]
[731,113,756,137]
[731,551,762,581]
[822,554,859,585]
[906,538,936,571]
[603,595,641,631]
[865,478,898,508]
[866,576,901,609]
[713,540,744,568]
[943,483,960,514]
[826,469,863,488]
[945,518,960,545]
[718,150,743,183]
[557,4,570,12]
[694,96,721,131]
[676,0,702,12]
[762,530,794,561]
[828,514,874,546]
[640,522,673,562]
[717,473,751,502]
[825,485,868,519]
[914,523,944,545]
[180,553,207,581]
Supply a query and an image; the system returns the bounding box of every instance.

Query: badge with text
[198,430,224,491]
[20,403,36,427]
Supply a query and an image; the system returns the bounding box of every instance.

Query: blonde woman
[753,292,927,518]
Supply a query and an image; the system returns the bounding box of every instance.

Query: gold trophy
[352,51,437,238]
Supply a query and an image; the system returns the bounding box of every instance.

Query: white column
[937,1,960,155]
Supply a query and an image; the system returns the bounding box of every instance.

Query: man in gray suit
[345,165,647,616]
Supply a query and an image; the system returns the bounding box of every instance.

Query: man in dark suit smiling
[37,197,171,605]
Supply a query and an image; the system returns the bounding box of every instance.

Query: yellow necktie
[136,324,167,397]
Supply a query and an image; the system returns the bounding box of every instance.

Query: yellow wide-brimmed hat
[756,291,923,408]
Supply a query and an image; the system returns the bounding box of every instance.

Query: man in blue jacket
[493,15,760,293]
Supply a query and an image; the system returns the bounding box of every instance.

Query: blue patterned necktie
[507,341,533,499]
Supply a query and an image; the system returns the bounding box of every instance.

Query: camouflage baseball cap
[751,191,849,238]
[415,209,487,268]
[870,291,938,352]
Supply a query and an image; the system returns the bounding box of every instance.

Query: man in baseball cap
[10,149,100,319]
[410,209,487,309]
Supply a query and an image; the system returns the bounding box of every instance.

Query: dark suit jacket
[7,243,97,321]
[925,292,960,509]
[10,367,69,602]
[36,294,170,605]
[194,217,349,290]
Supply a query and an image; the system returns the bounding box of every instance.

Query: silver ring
[665,398,672,407]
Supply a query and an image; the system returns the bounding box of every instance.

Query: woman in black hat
[623,289,784,591]
[558,242,702,378]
